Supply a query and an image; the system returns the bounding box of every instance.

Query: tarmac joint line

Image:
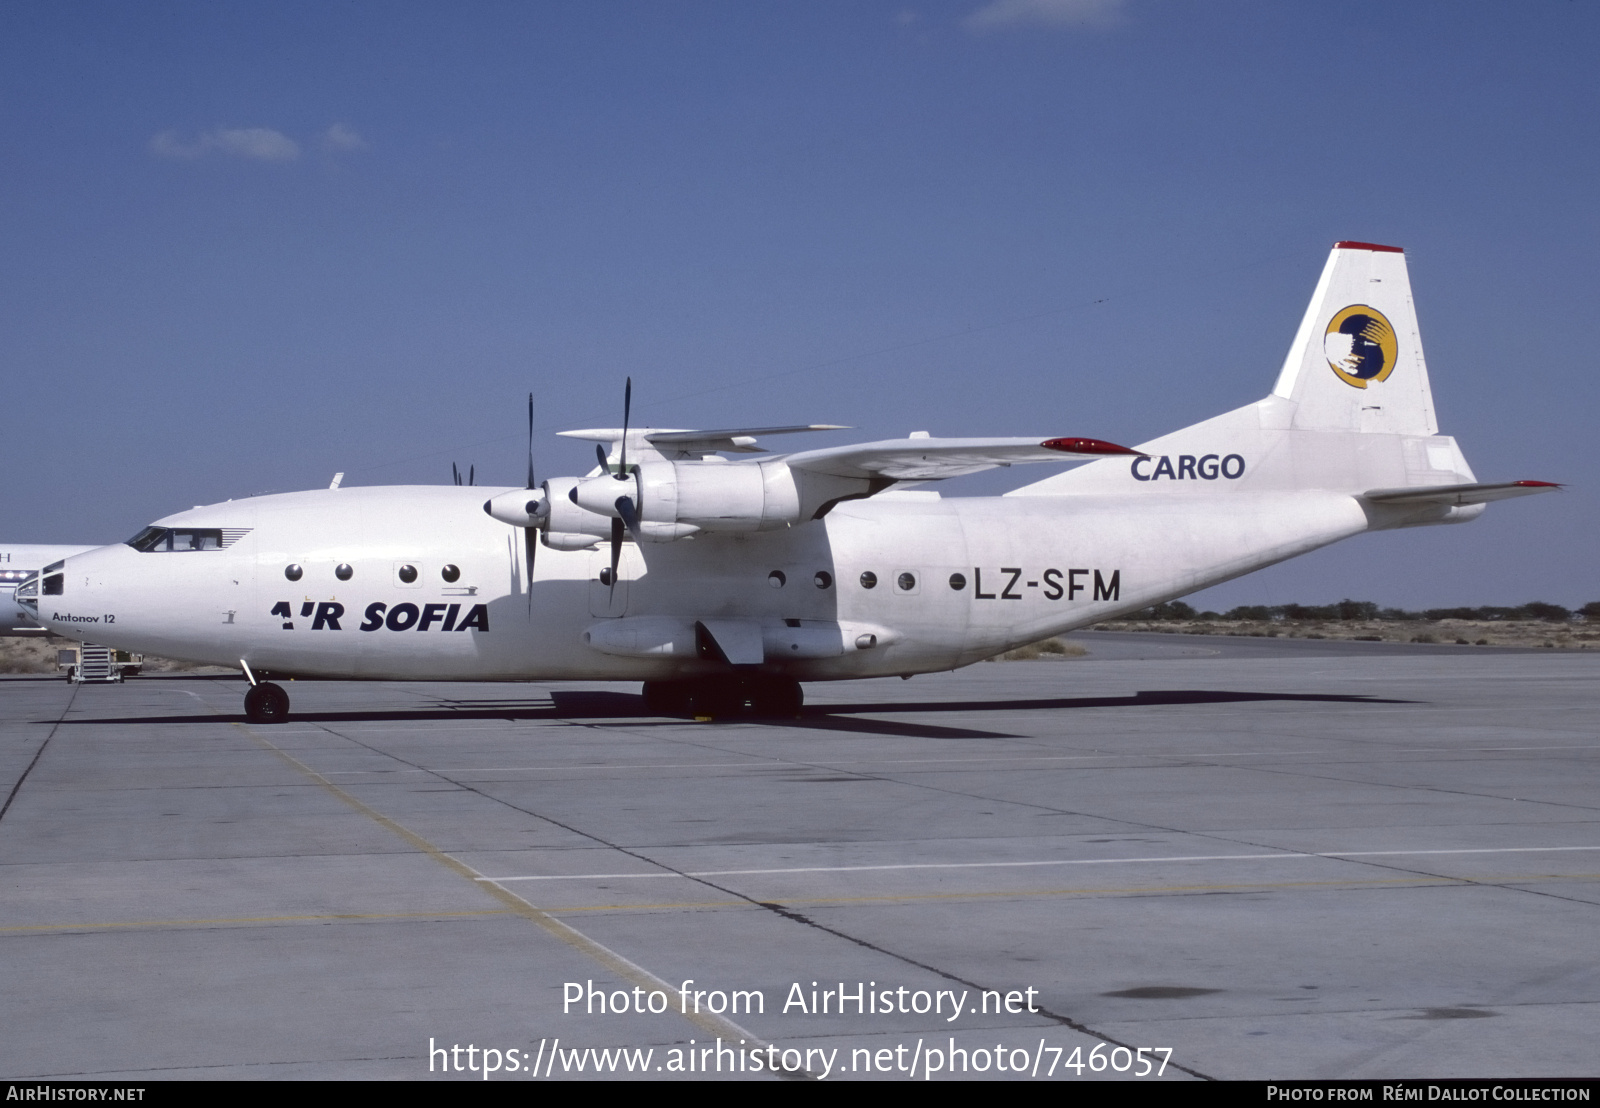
[233,722,813,1081]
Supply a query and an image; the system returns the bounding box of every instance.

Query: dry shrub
[991,637,1089,661]
[0,637,63,675]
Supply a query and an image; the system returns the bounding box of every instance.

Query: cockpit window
[126,527,224,552]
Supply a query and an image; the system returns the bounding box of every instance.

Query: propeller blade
[452,462,460,486]
[468,464,474,487]
[596,442,609,475]
[526,394,536,489]
[615,495,641,541]
[524,524,538,615]
[525,393,537,614]
[608,517,623,600]
[618,377,632,477]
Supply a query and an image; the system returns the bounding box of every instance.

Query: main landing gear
[244,681,290,723]
[643,676,804,720]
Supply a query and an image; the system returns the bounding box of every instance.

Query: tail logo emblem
[1324,305,1398,389]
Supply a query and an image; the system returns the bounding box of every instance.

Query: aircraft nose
[28,552,107,638]
[4,579,40,631]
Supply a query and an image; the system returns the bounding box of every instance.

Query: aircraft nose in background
[34,549,114,641]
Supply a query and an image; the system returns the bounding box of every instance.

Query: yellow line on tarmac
[234,723,805,1079]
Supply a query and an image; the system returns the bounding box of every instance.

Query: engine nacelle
[488,461,880,548]
[543,477,617,539]
[571,460,867,536]
[485,480,616,542]
[483,488,548,528]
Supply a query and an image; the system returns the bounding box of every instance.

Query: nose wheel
[244,682,290,723]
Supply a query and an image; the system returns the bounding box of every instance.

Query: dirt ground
[0,635,227,675]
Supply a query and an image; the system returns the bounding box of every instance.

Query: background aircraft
[16,244,1555,721]
[2,544,98,634]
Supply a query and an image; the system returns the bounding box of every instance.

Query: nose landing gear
[244,682,290,723]
[642,676,803,720]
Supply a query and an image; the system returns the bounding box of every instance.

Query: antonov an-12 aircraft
[3,544,98,634]
[16,243,1557,721]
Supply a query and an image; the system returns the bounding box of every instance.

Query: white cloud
[965,0,1125,31]
[209,127,300,161]
[146,126,300,162]
[147,130,206,159]
[321,123,370,153]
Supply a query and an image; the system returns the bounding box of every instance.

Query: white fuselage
[33,473,1383,682]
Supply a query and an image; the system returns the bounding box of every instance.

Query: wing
[780,436,1141,481]
[558,425,849,458]
[645,425,849,455]
[1361,480,1561,506]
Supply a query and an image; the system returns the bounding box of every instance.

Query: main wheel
[642,680,692,716]
[244,682,291,723]
[684,679,740,720]
[750,677,803,718]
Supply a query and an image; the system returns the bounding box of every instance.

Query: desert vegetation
[1090,599,1600,649]
[0,634,225,675]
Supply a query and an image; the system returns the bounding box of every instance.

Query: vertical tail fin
[1271,241,1437,436]
[1011,240,1466,500]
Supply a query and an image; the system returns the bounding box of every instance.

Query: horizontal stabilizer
[783,436,1139,481]
[1362,480,1560,506]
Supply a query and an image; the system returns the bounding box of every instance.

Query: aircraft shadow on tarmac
[56,688,1415,741]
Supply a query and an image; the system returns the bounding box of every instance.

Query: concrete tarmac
[2,634,1596,1081]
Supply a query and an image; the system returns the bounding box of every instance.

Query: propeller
[524,393,537,614]
[601,378,638,599]
[451,463,476,487]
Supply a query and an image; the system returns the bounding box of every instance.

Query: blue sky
[3,0,1595,609]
